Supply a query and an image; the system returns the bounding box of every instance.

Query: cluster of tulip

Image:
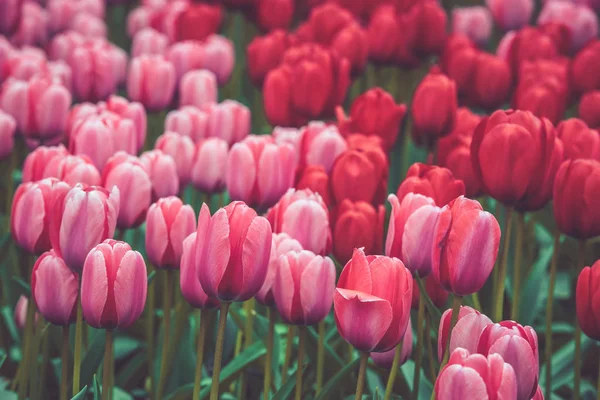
[1,0,600,399]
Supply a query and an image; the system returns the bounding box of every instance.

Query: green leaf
[0,350,6,368]
[539,335,592,390]
[401,360,433,400]
[271,365,306,400]
[113,336,142,361]
[11,276,30,297]
[415,275,442,326]
[115,352,146,388]
[93,375,101,400]
[70,385,89,400]
[112,387,133,400]
[366,369,384,397]
[315,358,360,400]
[147,270,156,284]
[307,325,345,367]
[0,389,17,400]
[80,330,106,389]
[1,305,20,343]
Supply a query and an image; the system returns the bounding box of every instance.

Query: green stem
[72,296,83,395]
[210,302,230,400]
[510,213,525,320]
[29,317,43,399]
[471,293,482,311]
[295,326,306,400]
[61,326,70,400]
[102,330,113,400]
[544,231,561,399]
[597,356,600,400]
[425,315,437,382]
[238,298,256,398]
[18,299,36,399]
[156,270,173,400]
[38,324,50,400]
[316,320,325,395]
[574,240,587,400]
[355,353,369,400]
[384,339,404,400]
[441,295,463,368]
[493,206,514,322]
[146,276,155,395]
[282,326,295,384]
[193,309,210,400]
[264,308,275,400]
[490,201,502,306]
[413,292,426,400]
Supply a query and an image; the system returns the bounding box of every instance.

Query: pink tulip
[165,106,209,143]
[127,55,176,111]
[191,137,228,194]
[140,150,180,200]
[1,75,71,146]
[195,201,272,302]
[266,188,331,255]
[452,6,493,46]
[22,144,68,182]
[132,27,169,58]
[155,131,195,187]
[486,0,533,31]
[166,40,204,82]
[50,184,120,271]
[180,69,218,109]
[273,126,302,159]
[0,110,16,160]
[14,296,33,330]
[47,0,104,33]
[202,35,235,85]
[432,196,501,295]
[386,193,442,277]
[31,250,78,326]
[0,37,14,75]
[69,112,137,170]
[477,321,539,400]
[538,1,598,52]
[435,348,518,399]
[70,13,106,39]
[437,305,492,362]
[256,233,303,307]
[0,0,22,36]
[299,122,347,173]
[127,7,153,38]
[274,250,335,325]
[226,135,297,209]
[48,30,85,61]
[205,100,250,145]
[1,46,46,81]
[81,239,147,329]
[56,154,101,186]
[146,196,196,268]
[180,232,219,309]
[9,2,49,48]
[11,178,71,254]
[370,318,413,369]
[45,61,73,92]
[99,96,146,151]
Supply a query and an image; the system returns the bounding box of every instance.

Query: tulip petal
[80,250,108,328]
[300,256,335,325]
[197,207,231,299]
[489,335,537,400]
[114,250,147,328]
[402,204,441,275]
[434,365,490,400]
[240,216,272,301]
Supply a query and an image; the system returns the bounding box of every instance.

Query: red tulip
[412,0,448,57]
[504,27,559,74]
[367,5,401,65]
[572,40,600,94]
[556,118,600,160]
[576,259,600,340]
[174,2,222,42]
[180,232,220,309]
[553,159,600,239]
[196,202,272,302]
[140,150,180,200]
[470,53,512,110]
[191,138,229,194]
[257,0,294,31]
[579,91,600,129]
[432,196,501,296]
[397,163,465,207]
[334,248,413,353]
[437,305,492,361]
[411,275,449,309]
[296,165,331,206]
[81,239,147,329]
[247,29,293,86]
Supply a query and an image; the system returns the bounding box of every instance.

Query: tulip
[131,27,169,58]
[195,201,272,302]
[579,91,600,129]
[556,119,600,160]
[334,248,413,353]
[204,100,250,146]
[486,0,533,31]
[432,196,501,296]
[47,0,104,33]
[0,110,16,160]
[538,1,598,52]
[532,386,544,400]
[166,40,205,83]
[48,30,85,61]
[56,154,101,186]
[412,1,448,57]
[336,88,407,151]
[367,5,401,65]
[386,193,441,277]
[101,152,152,230]
[127,55,176,111]
[50,184,120,271]
[0,0,22,35]
[502,27,560,74]
[1,46,46,81]
[370,318,413,369]
[173,2,222,42]
[201,35,235,85]
[140,150,180,200]
[9,2,49,48]
[272,126,302,158]
[180,232,220,309]
[155,131,195,187]
[470,53,512,110]
[179,70,217,109]
[298,122,347,173]
[12,178,71,255]
[247,29,292,86]
[31,250,78,326]
[576,260,600,340]
[332,200,384,264]
[81,239,147,329]
[572,40,600,94]
[256,233,303,307]
[437,305,492,360]
[22,145,68,183]
[477,321,539,400]
[226,136,297,209]
[296,165,331,206]
[69,12,106,39]
[397,163,465,207]
[267,189,331,255]
[191,138,228,194]
[103,95,148,152]
[14,296,31,331]
[274,250,335,325]
[411,275,449,309]
[257,0,294,31]
[553,159,600,239]
[451,6,492,46]
[434,348,518,399]
[411,72,457,148]
[165,106,209,143]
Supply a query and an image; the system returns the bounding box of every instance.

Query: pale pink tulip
[127,55,176,111]
[205,100,250,145]
[166,40,204,82]
[165,106,209,143]
[131,27,169,58]
[190,137,228,193]
[155,131,195,186]
[179,69,217,108]
[437,305,493,361]
[0,110,16,160]
[202,34,235,85]
[452,6,493,46]
[140,150,180,200]
[180,232,219,309]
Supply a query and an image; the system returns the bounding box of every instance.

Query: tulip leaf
[93,375,101,400]
[415,275,442,325]
[115,351,146,388]
[366,369,385,398]
[80,330,106,389]
[315,357,360,400]
[271,365,306,400]
[0,351,6,369]
[11,276,30,297]
[307,325,345,367]
[0,306,19,343]
[539,335,592,391]
[0,389,17,400]
[400,360,433,400]
[113,336,142,361]
[147,270,156,284]
[70,385,88,400]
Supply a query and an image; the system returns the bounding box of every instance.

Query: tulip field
[2,0,600,399]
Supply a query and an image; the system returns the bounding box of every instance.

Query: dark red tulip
[470,53,512,110]
[556,118,600,161]
[257,0,294,31]
[296,165,332,207]
[174,3,222,42]
[571,39,600,94]
[579,91,600,129]
[397,163,466,207]
[577,260,600,341]
[247,30,293,86]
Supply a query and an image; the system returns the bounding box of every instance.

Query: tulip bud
[202,35,235,85]
[0,0,22,36]
[437,305,492,361]
[131,27,169,58]
[470,53,512,110]
[81,239,147,329]
[296,165,331,206]
[205,100,250,146]
[51,184,120,271]
[166,40,205,83]
[370,318,413,369]
[579,91,600,129]
[48,30,85,61]
[180,232,220,309]
[299,122,347,173]
[9,2,49,48]
[556,118,600,161]
[486,0,533,31]
[47,0,104,33]
[140,150,180,200]
[257,0,294,31]
[165,106,209,143]
[572,40,600,94]
[174,2,222,42]
[127,55,176,111]
[477,321,539,400]
[0,110,16,160]
[435,348,518,399]
[14,296,32,330]
[247,30,291,86]
[452,6,492,46]
[577,260,600,340]
[196,202,272,302]
[397,163,465,207]
[31,250,78,326]
[367,5,400,64]
[155,131,195,187]
[191,138,228,194]
[22,145,68,183]
[503,27,560,75]
[432,196,501,296]
[104,95,148,152]
[411,275,449,309]
[56,154,101,186]
[179,70,217,109]
[256,233,303,307]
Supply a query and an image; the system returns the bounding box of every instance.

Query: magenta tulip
[437,305,492,362]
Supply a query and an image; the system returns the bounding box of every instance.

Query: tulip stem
[146,276,155,395]
[316,320,325,395]
[61,326,70,400]
[193,309,210,400]
[355,352,369,400]
[493,206,513,322]
[295,326,306,400]
[596,356,600,400]
[384,339,404,400]
[282,326,295,384]
[574,240,587,400]
[441,295,462,368]
[413,292,426,400]
[72,297,83,395]
[102,330,113,400]
[544,231,561,399]
[510,213,525,320]
[425,315,437,381]
[210,302,230,400]
[238,299,256,398]
[264,308,275,400]
[471,293,482,311]
[29,317,44,400]
[156,270,173,400]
